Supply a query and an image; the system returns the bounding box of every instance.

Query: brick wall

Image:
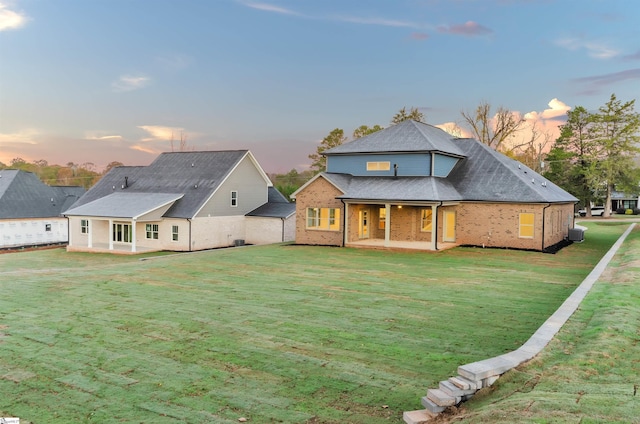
[456,202,575,250]
[294,176,344,246]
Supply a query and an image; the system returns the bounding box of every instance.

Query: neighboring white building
[0,169,84,249]
[64,150,295,254]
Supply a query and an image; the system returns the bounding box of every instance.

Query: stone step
[427,388,457,407]
[439,380,474,398]
[403,409,436,424]
[449,375,478,391]
[421,396,446,414]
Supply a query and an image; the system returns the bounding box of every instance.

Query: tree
[590,94,640,217]
[546,106,598,214]
[104,161,124,174]
[460,101,525,151]
[391,107,424,124]
[308,128,347,173]
[352,124,384,139]
[271,168,315,201]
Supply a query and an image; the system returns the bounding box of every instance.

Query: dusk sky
[1,0,639,174]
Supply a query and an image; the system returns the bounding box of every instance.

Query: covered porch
[343,201,459,252]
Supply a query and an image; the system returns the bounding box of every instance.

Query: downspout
[281,217,285,242]
[541,203,551,252]
[188,218,192,252]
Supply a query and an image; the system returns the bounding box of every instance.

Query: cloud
[130,144,161,155]
[524,98,571,121]
[238,1,300,16]
[112,74,150,92]
[435,122,474,138]
[622,49,640,62]
[84,131,123,141]
[410,32,429,41]
[572,68,640,94]
[138,125,185,142]
[236,1,425,29]
[335,15,419,28]
[437,21,492,37]
[0,2,27,31]
[554,37,619,59]
[0,128,39,145]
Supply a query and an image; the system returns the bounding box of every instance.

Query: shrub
[616,207,627,214]
[625,209,633,215]
[633,208,640,215]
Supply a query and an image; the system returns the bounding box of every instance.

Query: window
[81,219,89,234]
[231,190,238,207]
[113,223,132,243]
[146,224,159,239]
[379,207,386,229]
[366,161,391,171]
[421,209,433,232]
[45,223,51,232]
[306,207,341,231]
[519,213,535,238]
[172,225,179,241]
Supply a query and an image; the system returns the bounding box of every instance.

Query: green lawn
[0,222,630,423]
[444,223,640,424]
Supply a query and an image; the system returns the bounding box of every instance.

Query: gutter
[541,203,551,252]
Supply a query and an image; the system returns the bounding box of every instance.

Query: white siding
[0,218,68,248]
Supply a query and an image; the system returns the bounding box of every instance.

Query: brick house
[292,120,578,252]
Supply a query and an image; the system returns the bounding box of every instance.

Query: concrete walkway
[404,223,637,423]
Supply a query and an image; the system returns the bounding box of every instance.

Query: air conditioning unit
[568,228,584,242]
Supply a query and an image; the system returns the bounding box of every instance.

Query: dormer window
[366,161,390,171]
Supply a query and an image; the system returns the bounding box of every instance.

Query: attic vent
[532,178,535,184]
[191,163,194,167]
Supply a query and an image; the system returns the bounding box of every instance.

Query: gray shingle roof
[448,139,578,203]
[66,150,253,219]
[323,173,462,202]
[64,192,184,219]
[247,187,295,218]
[0,169,85,219]
[324,120,466,157]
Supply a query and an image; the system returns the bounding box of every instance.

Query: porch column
[109,219,114,250]
[384,203,391,247]
[87,218,92,248]
[343,203,349,246]
[131,219,137,253]
[431,204,438,251]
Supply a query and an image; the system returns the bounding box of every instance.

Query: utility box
[568,228,584,242]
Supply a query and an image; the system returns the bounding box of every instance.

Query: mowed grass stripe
[0,222,628,423]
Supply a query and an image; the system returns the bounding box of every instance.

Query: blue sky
[1,0,639,173]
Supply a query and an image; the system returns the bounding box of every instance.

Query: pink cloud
[410,32,429,41]
[437,21,492,37]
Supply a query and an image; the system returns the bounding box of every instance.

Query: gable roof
[324,120,466,157]
[0,169,85,219]
[66,150,271,219]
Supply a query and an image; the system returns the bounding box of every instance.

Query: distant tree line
[0,158,124,189]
